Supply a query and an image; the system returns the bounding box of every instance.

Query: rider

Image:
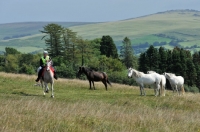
[35,51,58,82]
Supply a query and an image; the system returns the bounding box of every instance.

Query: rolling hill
[1,9,200,54]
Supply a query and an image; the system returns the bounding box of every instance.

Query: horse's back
[89,71,106,81]
[176,76,184,85]
[137,73,160,85]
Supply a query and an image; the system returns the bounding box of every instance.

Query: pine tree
[193,52,200,89]
[120,37,137,68]
[146,45,159,72]
[62,28,77,63]
[100,36,118,59]
[158,47,167,73]
[41,23,64,57]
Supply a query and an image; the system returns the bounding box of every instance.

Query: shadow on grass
[12,91,40,97]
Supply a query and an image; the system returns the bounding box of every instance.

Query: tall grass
[0,72,200,132]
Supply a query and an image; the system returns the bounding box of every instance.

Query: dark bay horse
[78,66,112,90]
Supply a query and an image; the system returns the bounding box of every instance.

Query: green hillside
[1,10,200,54]
[0,22,98,53]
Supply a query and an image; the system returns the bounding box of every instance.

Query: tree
[138,52,148,72]
[158,47,167,73]
[76,37,94,66]
[41,23,64,57]
[185,59,196,86]
[193,52,200,89]
[5,47,20,55]
[62,28,78,66]
[146,45,159,72]
[120,37,137,68]
[100,35,118,59]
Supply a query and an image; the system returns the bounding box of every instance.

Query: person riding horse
[35,51,58,82]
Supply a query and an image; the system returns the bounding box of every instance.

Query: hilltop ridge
[1,9,200,54]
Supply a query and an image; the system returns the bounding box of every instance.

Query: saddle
[41,66,55,77]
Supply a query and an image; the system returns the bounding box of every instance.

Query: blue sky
[1,0,200,24]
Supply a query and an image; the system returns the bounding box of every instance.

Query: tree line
[0,23,200,93]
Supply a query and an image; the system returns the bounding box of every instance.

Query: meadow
[0,72,200,132]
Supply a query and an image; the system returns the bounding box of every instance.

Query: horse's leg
[139,85,142,96]
[175,85,179,95]
[102,80,107,90]
[89,81,92,90]
[92,81,95,90]
[154,83,160,97]
[163,85,166,96]
[142,85,146,96]
[51,83,54,98]
[140,84,145,96]
[40,81,46,96]
[154,84,158,96]
[181,85,185,95]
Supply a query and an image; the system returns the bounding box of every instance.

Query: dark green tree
[5,47,20,55]
[41,23,64,57]
[193,52,200,89]
[62,28,77,61]
[166,49,173,72]
[171,47,181,74]
[138,52,148,73]
[120,37,137,68]
[146,45,159,72]
[100,35,118,59]
[158,47,167,73]
[76,37,94,66]
[185,59,196,86]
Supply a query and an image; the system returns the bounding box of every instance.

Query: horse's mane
[164,72,176,78]
[166,73,175,76]
[132,69,144,78]
[147,71,156,74]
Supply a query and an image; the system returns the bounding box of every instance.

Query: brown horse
[78,66,112,90]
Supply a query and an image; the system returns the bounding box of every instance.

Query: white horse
[40,60,55,98]
[147,71,166,96]
[128,68,162,96]
[163,72,185,95]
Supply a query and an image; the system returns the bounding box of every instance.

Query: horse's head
[77,66,84,77]
[163,72,175,79]
[46,60,52,71]
[127,67,133,78]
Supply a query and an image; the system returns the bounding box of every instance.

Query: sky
[1,0,200,24]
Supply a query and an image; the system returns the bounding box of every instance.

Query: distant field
[1,10,200,53]
[0,72,200,131]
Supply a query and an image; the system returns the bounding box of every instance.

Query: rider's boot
[35,69,42,82]
[54,71,58,80]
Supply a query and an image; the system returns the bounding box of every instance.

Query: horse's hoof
[45,90,49,93]
[51,95,54,98]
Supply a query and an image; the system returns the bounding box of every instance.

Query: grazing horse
[163,72,185,95]
[78,66,112,90]
[127,68,162,96]
[40,60,55,98]
[147,71,166,96]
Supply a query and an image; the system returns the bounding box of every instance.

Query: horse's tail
[160,79,163,96]
[103,72,112,87]
[107,79,112,87]
[181,85,185,95]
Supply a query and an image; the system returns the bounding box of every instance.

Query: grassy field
[1,10,200,53]
[0,72,200,132]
